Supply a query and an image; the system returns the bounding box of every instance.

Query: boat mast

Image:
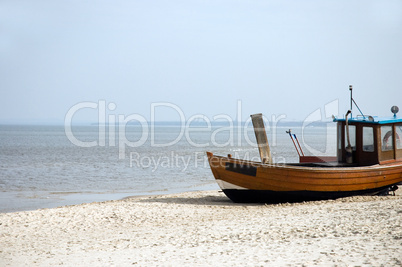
[251,113,272,164]
[349,85,353,117]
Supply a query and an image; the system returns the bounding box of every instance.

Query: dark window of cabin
[338,124,342,150]
[363,127,374,152]
[345,125,356,151]
[381,126,394,151]
[396,124,402,150]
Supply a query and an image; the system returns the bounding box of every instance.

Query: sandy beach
[1,190,401,266]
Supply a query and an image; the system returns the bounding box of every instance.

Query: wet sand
[1,190,401,266]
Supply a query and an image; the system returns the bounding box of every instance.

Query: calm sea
[0,123,336,212]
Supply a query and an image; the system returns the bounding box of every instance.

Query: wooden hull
[207,152,402,203]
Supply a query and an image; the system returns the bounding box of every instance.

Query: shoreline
[0,182,220,214]
[1,189,401,266]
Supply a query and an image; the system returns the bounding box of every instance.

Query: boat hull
[207,152,402,203]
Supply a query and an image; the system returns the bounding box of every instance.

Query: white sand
[1,190,401,266]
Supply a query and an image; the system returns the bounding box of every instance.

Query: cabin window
[381,126,394,151]
[345,125,356,151]
[363,127,374,152]
[338,124,342,150]
[396,124,402,149]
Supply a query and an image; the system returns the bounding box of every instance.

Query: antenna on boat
[349,85,353,117]
[349,85,366,119]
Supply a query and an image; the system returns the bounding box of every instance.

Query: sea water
[0,123,336,212]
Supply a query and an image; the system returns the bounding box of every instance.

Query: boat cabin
[334,113,402,166]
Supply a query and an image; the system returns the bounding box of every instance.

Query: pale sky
[1,0,401,124]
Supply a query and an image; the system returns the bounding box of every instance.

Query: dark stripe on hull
[225,162,257,176]
[222,184,398,203]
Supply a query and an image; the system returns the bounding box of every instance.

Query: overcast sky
[1,0,401,124]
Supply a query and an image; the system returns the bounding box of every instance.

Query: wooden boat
[207,88,402,203]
